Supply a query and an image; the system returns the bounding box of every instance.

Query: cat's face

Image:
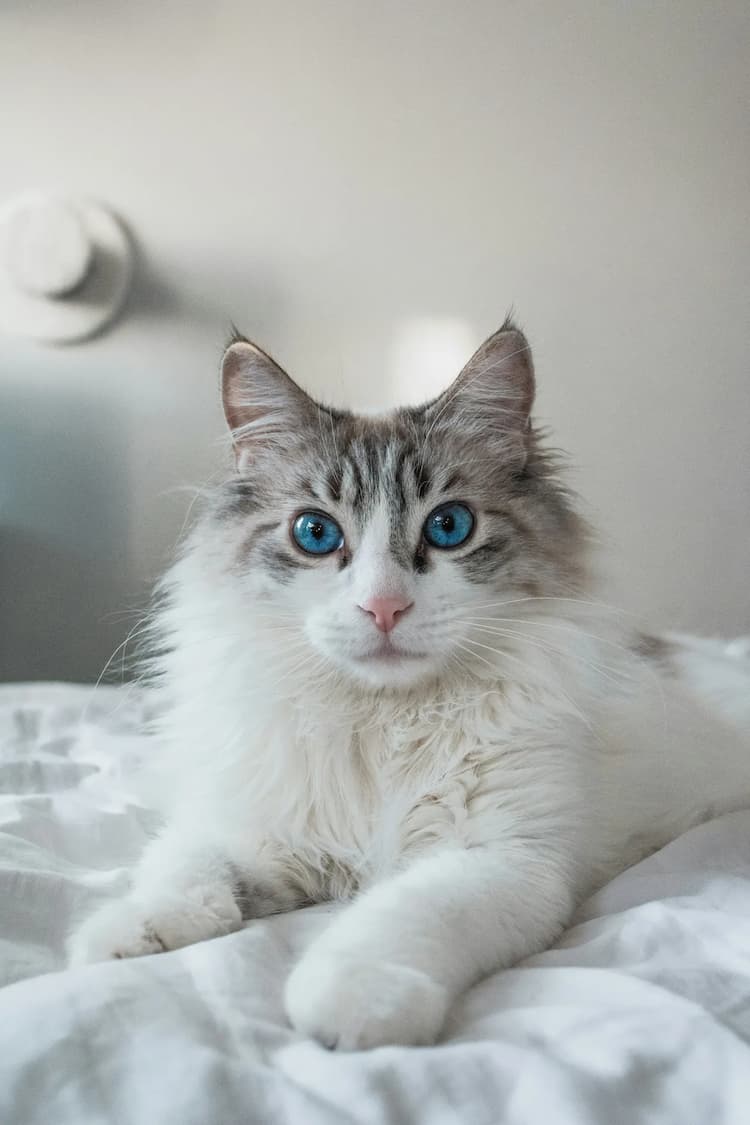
[214,322,586,690]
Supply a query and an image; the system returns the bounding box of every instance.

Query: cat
[68,319,750,1051]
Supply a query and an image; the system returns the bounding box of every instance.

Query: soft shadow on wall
[0,381,134,682]
[0,227,293,686]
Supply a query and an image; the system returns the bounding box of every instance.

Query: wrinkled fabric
[0,682,748,1125]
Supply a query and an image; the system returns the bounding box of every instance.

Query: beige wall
[1,1,748,680]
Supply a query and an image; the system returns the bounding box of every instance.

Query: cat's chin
[341,650,443,690]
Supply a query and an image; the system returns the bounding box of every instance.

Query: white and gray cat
[69,320,750,1050]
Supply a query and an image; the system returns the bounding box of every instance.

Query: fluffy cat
[68,320,750,1051]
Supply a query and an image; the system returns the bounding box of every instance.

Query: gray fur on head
[210,318,589,687]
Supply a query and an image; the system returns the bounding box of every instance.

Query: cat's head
[212,319,587,690]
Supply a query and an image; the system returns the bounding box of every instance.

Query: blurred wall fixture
[0,193,133,344]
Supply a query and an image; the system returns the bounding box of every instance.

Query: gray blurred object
[0,377,133,682]
[0,194,132,343]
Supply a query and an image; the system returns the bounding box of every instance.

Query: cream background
[1,1,748,680]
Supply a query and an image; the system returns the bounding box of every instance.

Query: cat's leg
[285,842,575,1050]
[68,822,302,965]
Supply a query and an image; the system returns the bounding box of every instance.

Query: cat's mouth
[354,641,427,665]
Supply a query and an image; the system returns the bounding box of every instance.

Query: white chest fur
[158,673,587,903]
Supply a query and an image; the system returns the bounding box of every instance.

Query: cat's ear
[428,319,535,463]
[221,335,315,468]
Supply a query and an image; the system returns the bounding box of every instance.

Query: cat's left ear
[428,320,535,464]
[221,336,315,469]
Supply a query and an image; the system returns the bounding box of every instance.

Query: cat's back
[580,630,750,885]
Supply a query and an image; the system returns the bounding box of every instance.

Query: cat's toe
[284,951,449,1050]
[67,886,242,965]
[67,900,168,964]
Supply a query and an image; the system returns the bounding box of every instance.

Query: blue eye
[292,511,344,555]
[423,503,474,549]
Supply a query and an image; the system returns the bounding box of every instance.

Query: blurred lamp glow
[388,317,476,406]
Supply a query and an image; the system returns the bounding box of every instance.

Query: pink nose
[359,595,414,633]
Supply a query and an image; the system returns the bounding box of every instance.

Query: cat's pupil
[311,522,324,539]
[441,515,455,532]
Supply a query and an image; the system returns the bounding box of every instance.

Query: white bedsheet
[0,682,748,1125]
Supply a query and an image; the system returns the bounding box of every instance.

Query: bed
[0,681,748,1124]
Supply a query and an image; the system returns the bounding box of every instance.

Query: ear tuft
[498,307,519,335]
[225,322,252,349]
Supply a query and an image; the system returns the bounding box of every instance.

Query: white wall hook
[0,193,133,344]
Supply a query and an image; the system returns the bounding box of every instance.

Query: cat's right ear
[221,337,314,469]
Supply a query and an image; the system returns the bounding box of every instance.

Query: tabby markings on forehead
[325,467,343,504]
[297,478,324,503]
[415,460,432,501]
[362,437,382,499]
[344,455,366,511]
[392,447,410,515]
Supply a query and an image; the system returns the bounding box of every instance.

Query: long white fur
[69,517,750,1049]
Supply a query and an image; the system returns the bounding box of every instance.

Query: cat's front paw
[284,951,450,1050]
[67,885,242,966]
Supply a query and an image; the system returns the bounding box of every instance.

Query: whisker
[457,622,629,688]
[458,595,635,618]
[473,616,632,655]
[456,636,595,732]
[81,614,156,723]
